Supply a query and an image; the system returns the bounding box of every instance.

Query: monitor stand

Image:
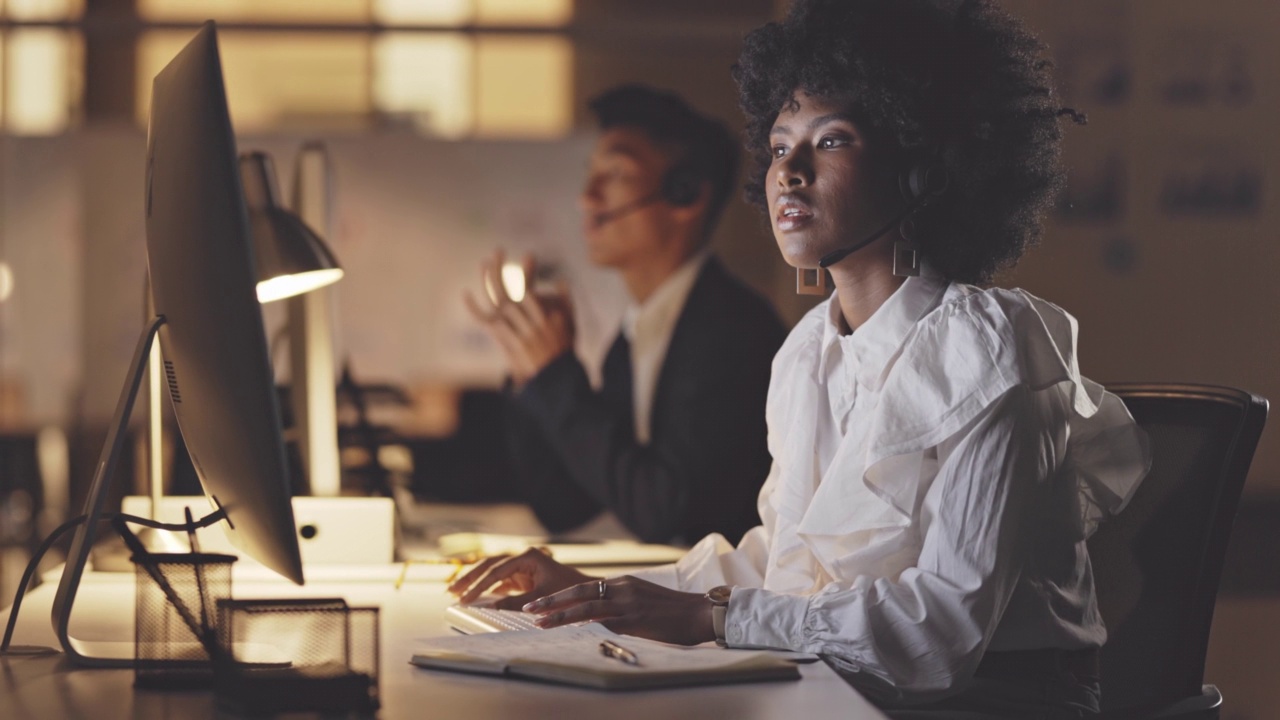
[48,315,226,667]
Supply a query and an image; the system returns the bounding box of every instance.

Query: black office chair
[1090,384,1268,720]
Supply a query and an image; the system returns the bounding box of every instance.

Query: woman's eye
[818,136,849,149]
[771,145,788,159]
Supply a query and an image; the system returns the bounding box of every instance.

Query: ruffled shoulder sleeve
[865,286,1150,538]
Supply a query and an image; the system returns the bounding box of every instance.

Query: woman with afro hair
[451,1,1149,716]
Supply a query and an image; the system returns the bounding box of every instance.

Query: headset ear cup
[662,166,702,207]
[900,165,922,201]
[899,162,949,202]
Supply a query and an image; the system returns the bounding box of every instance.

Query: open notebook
[411,623,800,691]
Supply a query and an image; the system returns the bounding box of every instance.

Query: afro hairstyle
[733,0,1085,283]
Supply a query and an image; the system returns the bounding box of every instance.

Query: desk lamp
[143,150,344,522]
[241,151,344,303]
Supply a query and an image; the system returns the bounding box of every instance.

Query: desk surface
[1,568,887,720]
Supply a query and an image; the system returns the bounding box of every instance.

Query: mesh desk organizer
[115,511,380,714]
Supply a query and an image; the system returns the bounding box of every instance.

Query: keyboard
[445,605,541,634]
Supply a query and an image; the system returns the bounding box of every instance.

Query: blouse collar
[816,261,949,392]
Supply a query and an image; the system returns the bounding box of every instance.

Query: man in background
[466,84,785,545]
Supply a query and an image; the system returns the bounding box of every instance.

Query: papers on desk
[410,623,800,691]
[432,532,687,567]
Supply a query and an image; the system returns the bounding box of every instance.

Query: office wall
[0,137,81,428]
[1002,0,1280,495]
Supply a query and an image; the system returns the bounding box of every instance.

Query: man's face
[765,91,895,269]
[579,127,677,269]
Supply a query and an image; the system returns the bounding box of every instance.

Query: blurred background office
[0,1,1276,716]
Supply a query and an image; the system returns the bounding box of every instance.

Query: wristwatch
[706,585,733,647]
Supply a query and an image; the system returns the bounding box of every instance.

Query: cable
[1,509,227,654]
[2,514,89,653]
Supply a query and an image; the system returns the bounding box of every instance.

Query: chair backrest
[1089,384,1267,712]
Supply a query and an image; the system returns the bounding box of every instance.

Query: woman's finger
[491,578,521,595]
[492,590,542,611]
[457,557,524,605]
[524,579,603,613]
[447,555,509,596]
[459,551,544,605]
[533,600,619,629]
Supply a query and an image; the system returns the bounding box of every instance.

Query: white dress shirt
[619,250,710,444]
[631,263,1150,697]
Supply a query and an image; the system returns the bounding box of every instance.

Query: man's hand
[447,547,593,610]
[463,250,575,386]
[522,576,717,647]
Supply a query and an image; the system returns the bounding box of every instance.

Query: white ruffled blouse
[630,263,1150,695]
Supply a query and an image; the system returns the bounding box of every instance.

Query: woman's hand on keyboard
[448,548,593,609]
[522,575,717,647]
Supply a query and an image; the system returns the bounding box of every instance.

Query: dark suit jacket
[505,256,787,546]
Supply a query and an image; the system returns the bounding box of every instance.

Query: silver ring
[597,579,607,601]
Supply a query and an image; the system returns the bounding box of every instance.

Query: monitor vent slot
[163,360,182,403]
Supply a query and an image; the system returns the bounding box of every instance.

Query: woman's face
[765,91,896,269]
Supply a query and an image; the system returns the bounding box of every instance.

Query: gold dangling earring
[796,267,829,295]
[893,215,921,278]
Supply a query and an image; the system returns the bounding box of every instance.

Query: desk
[2,568,887,719]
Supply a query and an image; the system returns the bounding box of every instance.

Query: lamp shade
[239,151,344,303]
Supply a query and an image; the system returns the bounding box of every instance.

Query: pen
[599,639,641,666]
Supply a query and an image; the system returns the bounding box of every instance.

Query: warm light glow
[138,32,371,132]
[256,268,345,304]
[375,0,471,25]
[373,33,473,138]
[6,30,74,135]
[129,4,572,136]
[476,35,572,138]
[500,261,526,302]
[138,0,365,23]
[136,0,569,25]
[477,0,572,26]
[4,0,84,20]
[0,262,14,302]
[484,261,526,305]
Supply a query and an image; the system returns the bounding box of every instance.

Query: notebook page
[413,623,778,674]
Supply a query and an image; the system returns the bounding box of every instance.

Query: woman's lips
[775,194,813,232]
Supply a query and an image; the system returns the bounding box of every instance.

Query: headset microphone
[590,190,664,228]
[817,197,923,269]
[815,160,950,269]
[590,162,703,228]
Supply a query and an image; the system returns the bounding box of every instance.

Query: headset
[816,157,949,268]
[591,158,704,227]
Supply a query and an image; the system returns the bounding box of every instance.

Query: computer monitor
[51,21,304,667]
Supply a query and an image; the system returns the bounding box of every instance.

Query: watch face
[707,585,732,605]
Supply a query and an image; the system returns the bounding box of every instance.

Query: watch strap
[712,604,728,647]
